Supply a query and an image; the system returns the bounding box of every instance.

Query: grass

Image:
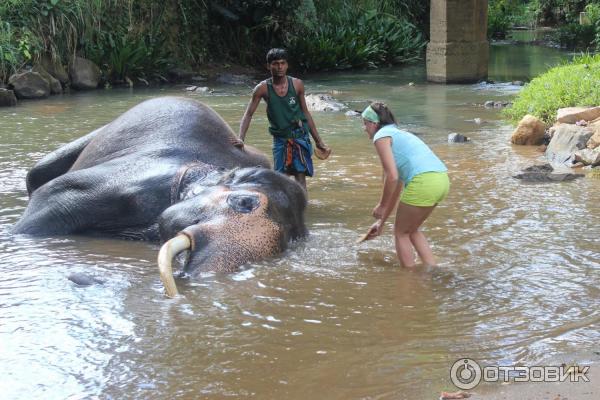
[503,53,600,124]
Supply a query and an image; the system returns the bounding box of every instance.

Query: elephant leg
[26,127,102,195]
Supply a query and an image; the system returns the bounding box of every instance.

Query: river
[1,42,598,399]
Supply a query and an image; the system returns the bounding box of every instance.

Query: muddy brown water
[1,44,599,399]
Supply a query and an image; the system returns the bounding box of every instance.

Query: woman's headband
[361,105,380,123]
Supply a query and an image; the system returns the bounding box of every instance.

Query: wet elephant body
[13,97,307,289]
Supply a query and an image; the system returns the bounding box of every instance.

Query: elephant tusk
[157,234,191,298]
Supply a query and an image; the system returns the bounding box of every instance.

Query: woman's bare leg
[409,230,436,266]
[394,202,436,267]
[394,233,416,267]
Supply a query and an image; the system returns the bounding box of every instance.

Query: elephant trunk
[157,233,192,297]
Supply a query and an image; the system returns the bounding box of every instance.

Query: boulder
[586,119,600,149]
[185,86,211,93]
[0,88,17,106]
[483,100,511,108]
[545,123,593,165]
[8,71,50,99]
[448,133,470,143]
[511,114,546,145]
[32,65,62,94]
[588,132,600,149]
[39,54,69,84]
[69,57,101,90]
[556,106,600,124]
[513,164,584,182]
[305,93,346,112]
[573,148,600,166]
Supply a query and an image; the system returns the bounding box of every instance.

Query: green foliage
[531,0,592,24]
[488,0,540,37]
[488,3,512,38]
[0,0,428,83]
[553,22,596,49]
[288,4,425,71]
[0,21,21,82]
[506,2,537,27]
[202,0,306,65]
[585,3,600,24]
[584,3,600,50]
[0,0,179,84]
[503,53,600,124]
[488,1,600,48]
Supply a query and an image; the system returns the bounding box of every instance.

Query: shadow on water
[0,43,598,399]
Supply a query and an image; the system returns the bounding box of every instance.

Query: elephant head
[157,167,307,296]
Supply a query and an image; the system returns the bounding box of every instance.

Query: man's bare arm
[235,83,267,147]
[296,79,327,149]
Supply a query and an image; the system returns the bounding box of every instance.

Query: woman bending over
[362,102,449,267]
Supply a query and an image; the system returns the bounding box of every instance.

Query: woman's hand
[366,219,384,240]
[372,204,385,219]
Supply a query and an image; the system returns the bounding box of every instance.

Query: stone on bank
[511,114,546,145]
[0,88,17,107]
[69,56,101,90]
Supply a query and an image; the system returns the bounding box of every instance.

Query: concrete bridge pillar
[426,0,489,83]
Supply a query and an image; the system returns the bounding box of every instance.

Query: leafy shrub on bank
[288,6,424,71]
[503,53,600,124]
[488,2,512,39]
[0,21,22,82]
[553,23,596,49]
[0,0,179,84]
[0,0,428,84]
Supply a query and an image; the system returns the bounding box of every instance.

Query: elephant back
[70,97,268,171]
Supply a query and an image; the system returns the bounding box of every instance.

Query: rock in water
[68,272,104,286]
[448,133,470,143]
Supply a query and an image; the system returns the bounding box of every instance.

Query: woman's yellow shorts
[400,172,450,207]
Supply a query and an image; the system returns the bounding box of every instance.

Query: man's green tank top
[266,77,307,138]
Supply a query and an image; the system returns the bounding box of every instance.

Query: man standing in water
[232,48,330,191]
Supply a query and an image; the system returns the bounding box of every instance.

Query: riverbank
[193,63,263,82]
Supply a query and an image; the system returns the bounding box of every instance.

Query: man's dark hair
[266,48,288,64]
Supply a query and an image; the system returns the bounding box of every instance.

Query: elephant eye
[227,193,260,213]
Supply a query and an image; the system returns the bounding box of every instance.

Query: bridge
[427,0,489,83]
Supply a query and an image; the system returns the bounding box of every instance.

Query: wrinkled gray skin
[13,96,307,276]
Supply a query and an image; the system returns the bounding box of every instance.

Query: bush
[0,0,429,83]
[0,22,21,83]
[487,0,538,38]
[553,22,596,49]
[503,53,600,124]
[488,3,512,39]
[287,6,424,71]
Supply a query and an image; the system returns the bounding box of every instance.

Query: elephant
[13,96,308,296]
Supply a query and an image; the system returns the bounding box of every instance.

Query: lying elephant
[13,96,307,296]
